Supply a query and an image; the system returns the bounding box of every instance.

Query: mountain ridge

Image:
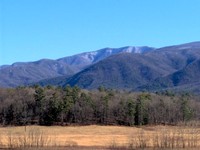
[2,41,200,94]
[0,46,154,87]
[44,41,200,94]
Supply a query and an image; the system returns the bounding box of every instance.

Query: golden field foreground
[0,125,200,149]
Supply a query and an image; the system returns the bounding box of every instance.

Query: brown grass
[0,125,199,149]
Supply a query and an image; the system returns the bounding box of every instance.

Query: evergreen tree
[125,99,135,126]
[135,93,151,125]
[34,86,45,124]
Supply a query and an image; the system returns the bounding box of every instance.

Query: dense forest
[0,85,199,126]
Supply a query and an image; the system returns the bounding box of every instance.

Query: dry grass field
[0,125,200,149]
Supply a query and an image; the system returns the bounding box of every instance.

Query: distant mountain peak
[119,46,155,53]
[58,46,155,66]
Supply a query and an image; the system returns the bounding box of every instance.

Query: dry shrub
[3,128,53,148]
[123,125,200,149]
[0,134,2,148]
[65,140,78,147]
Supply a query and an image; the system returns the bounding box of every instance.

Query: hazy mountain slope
[34,75,71,87]
[0,46,154,87]
[144,42,200,72]
[62,53,170,89]
[138,59,200,92]
[0,59,75,87]
[49,41,200,92]
[2,41,200,90]
[57,46,154,70]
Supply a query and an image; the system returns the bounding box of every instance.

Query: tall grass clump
[126,126,200,149]
[3,128,54,149]
[0,133,2,148]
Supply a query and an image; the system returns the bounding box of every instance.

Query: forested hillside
[0,86,199,126]
[1,42,200,94]
[0,46,153,87]
[37,42,200,94]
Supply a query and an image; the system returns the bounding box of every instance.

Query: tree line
[0,85,199,126]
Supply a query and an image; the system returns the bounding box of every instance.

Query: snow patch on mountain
[58,46,155,67]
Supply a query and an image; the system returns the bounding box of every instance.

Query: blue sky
[0,0,200,65]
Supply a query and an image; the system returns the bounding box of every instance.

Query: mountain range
[1,42,200,94]
[0,46,154,87]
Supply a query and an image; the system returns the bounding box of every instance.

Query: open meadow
[0,125,200,150]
